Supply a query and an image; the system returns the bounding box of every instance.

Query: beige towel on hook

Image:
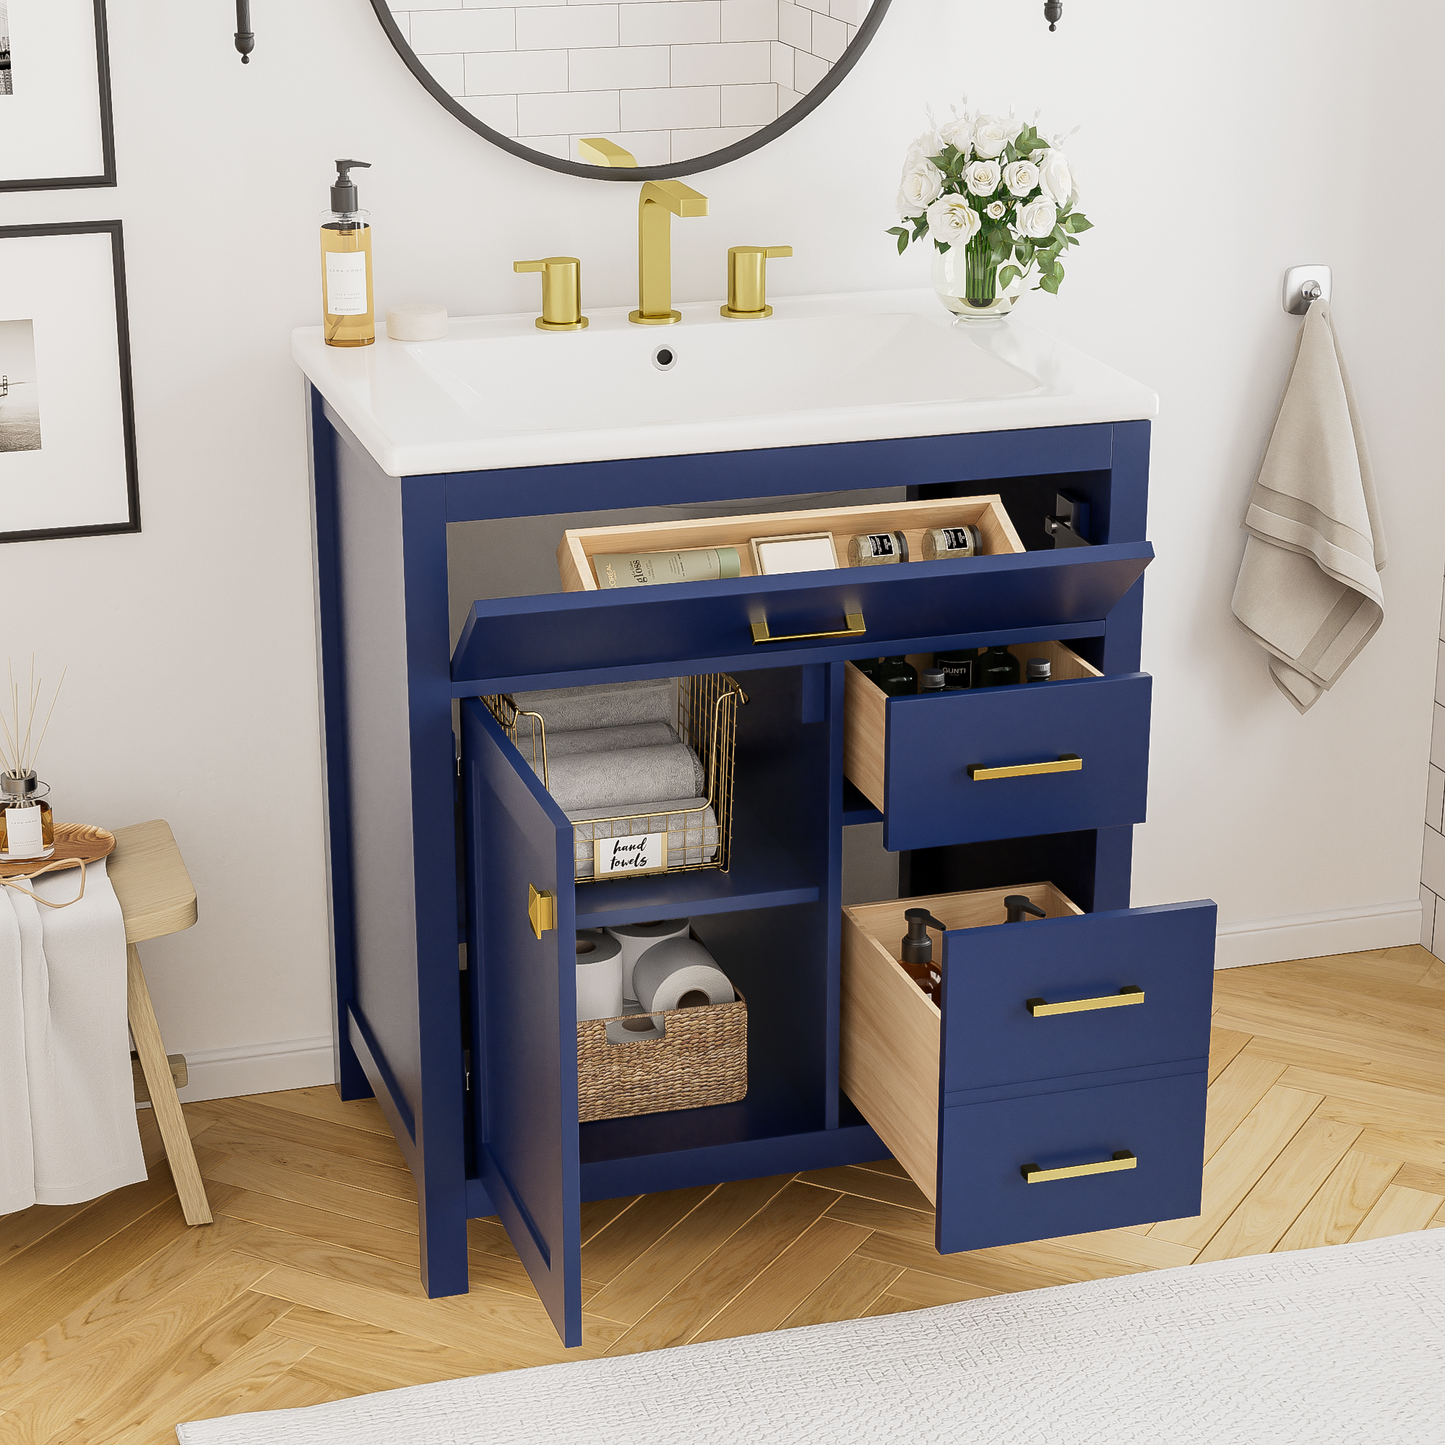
[1231,301,1385,713]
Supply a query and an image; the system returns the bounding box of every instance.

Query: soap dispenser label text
[595,832,668,876]
[325,252,369,316]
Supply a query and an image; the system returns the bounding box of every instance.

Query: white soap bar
[386,304,449,342]
[754,535,838,574]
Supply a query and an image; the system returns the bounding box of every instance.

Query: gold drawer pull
[968,753,1081,782]
[750,611,865,645]
[1022,1150,1136,1184]
[1027,985,1144,1017]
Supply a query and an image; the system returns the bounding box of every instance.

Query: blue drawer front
[453,543,1153,689]
[935,1070,1207,1254]
[882,673,1152,850]
[940,901,1217,1096]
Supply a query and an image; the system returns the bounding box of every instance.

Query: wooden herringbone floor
[2,946,1443,1443]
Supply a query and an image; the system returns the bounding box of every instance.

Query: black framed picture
[0,0,116,191]
[0,222,139,543]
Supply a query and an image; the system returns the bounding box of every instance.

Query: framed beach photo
[0,0,116,191]
[0,222,139,543]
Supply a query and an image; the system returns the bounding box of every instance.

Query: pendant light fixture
[1044,1,1062,28]
[234,0,255,62]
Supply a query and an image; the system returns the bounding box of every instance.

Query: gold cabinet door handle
[1027,985,1144,1017]
[967,753,1082,782]
[1022,1150,1136,1184]
[527,883,556,940]
[750,611,865,644]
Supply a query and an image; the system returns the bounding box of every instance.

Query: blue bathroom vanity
[297,291,1217,1346]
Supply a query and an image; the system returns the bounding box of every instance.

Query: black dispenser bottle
[900,907,948,1004]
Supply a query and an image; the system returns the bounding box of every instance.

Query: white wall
[3,0,1442,1098]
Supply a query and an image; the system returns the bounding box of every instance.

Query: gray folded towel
[543,722,678,758]
[567,797,719,880]
[544,743,705,813]
[511,678,674,733]
[1231,302,1386,713]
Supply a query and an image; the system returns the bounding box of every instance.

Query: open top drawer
[558,495,1023,591]
[840,884,1216,1253]
[453,543,1153,691]
[844,641,1152,850]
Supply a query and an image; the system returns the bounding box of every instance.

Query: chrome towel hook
[1283,265,1331,315]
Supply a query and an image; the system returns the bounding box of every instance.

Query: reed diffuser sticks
[2,656,66,781]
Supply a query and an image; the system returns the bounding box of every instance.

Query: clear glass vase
[931,233,1022,321]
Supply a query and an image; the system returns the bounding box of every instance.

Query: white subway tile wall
[1420,578,1445,959]
[391,0,865,163]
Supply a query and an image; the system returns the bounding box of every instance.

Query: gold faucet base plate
[536,316,588,331]
[628,309,681,325]
[720,304,771,320]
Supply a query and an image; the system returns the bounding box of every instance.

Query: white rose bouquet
[889,103,1092,305]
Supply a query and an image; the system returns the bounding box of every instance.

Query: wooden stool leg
[126,943,213,1225]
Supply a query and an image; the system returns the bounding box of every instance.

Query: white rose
[985,200,1008,220]
[896,160,945,218]
[1037,147,1076,206]
[926,196,981,247]
[907,130,941,163]
[935,117,972,155]
[1016,195,1058,239]
[1003,160,1039,197]
[964,159,1001,196]
[971,115,1010,159]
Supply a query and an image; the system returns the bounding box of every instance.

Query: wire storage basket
[483,674,747,884]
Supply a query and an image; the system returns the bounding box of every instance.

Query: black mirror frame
[369,0,894,182]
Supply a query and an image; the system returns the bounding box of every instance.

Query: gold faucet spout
[631,180,708,325]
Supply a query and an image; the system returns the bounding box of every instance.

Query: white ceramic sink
[293,290,1157,477]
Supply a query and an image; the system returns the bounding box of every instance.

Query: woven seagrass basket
[577,989,747,1123]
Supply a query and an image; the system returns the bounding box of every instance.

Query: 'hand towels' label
[325,251,368,316]
[595,832,668,877]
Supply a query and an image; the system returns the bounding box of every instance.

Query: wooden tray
[0,822,115,878]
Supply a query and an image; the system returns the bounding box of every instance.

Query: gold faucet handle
[721,245,792,319]
[513,257,588,332]
[578,137,637,167]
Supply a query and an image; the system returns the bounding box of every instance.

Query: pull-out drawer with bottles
[844,642,1152,851]
[841,884,1216,1254]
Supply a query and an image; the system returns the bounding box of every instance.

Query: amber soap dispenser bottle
[321,159,374,347]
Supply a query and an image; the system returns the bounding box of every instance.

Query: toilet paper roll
[575,929,624,1022]
[632,937,735,1013]
[605,918,690,1001]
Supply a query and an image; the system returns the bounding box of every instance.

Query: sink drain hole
[652,346,677,372]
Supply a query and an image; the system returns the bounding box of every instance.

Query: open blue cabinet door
[461,699,582,1346]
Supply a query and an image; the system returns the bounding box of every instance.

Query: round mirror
[370,0,891,179]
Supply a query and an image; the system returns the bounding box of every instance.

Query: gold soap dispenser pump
[321,159,374,347]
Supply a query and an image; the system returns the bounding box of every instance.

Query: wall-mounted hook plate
[1283,265,1331,315]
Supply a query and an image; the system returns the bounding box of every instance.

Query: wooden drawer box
[558,495,1024,592]
[840,884,1215,1253]
[844,642,1152,850]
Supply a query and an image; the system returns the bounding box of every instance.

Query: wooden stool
[108,819,212,1226]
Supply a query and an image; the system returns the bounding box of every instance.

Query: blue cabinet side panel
[307,390,365,1100]
[334,435,424,1123]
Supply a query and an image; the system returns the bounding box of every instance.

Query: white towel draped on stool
[1,857,147,1215]
[1231,301,1386,712]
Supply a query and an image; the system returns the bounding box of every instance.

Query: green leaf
[896,230,909,255]
[1016,239,1035,265]
[999,264,1022,289]
[1037,274,1060,294]
[1064,213,1094,233]
[1051,259,1066,280]
[935,240,951,254]
[886,226,907,237]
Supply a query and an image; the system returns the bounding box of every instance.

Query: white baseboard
[174,1034,336,1104]
[156,900,1423,1104]
[1214,897,1423,969]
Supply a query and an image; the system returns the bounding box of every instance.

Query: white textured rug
[178,1233,1445,1444]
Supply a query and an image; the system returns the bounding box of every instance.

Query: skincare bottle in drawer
[875,656,918,697]
[977,646,1021,687]
[934,648,978,689]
